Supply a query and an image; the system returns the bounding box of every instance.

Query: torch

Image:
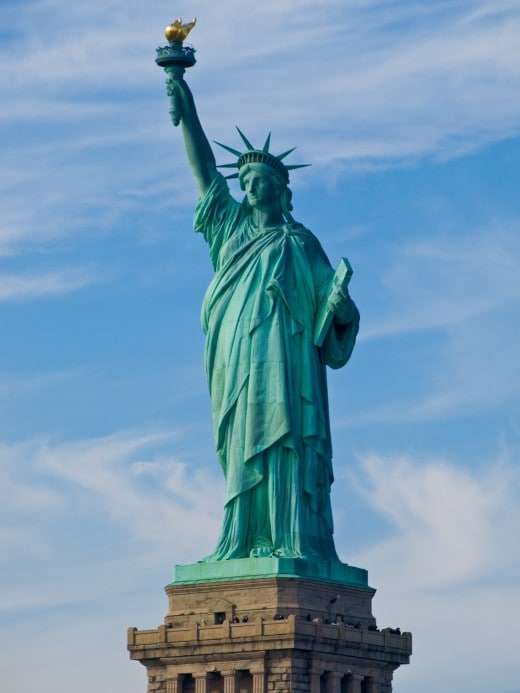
[155,18,197,126]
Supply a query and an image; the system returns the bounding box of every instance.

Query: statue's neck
[251,206,285,230]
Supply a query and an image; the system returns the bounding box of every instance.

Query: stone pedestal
[128,565,411,693]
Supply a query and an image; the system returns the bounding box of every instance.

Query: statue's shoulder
[288,221,314,238]
[289,222,326,252]
[195,174,241,221]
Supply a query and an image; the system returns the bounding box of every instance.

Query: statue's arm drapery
[320,304,360,369]
[310,241,360,370]
[194,173,241,269]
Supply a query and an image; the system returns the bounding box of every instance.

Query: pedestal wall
[129,577,411,693]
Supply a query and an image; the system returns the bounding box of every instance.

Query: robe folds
[194,174,359,560]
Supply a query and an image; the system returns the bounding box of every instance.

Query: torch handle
[156,40,196,127]
[165,66,186,127]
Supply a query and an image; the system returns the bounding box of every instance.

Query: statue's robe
[195,174,359,560]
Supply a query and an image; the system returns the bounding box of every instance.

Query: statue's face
[241,164,279,210]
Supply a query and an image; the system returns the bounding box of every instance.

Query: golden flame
[164,17,197,43]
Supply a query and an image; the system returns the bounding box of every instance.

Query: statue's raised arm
[169,78,217,195]
[155,18,217,195]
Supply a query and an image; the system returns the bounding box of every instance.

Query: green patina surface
[172,558,369,588]
[157,33,363,576]
[193,173,359,563]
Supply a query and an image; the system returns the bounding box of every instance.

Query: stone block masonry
[128,577,411,693]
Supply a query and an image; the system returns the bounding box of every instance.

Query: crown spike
[262,132,271,153]
[224,172,240,179]
[235,126,254,150]
[217,163,240,169]
[214,140,242,157]
[286,164,311,171]
[276,147,297,161]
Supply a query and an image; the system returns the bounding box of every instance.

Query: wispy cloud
[2,0,520,254]
[362,223,520,340]
[0,429,222,611]
[35,429,223,552]
[0,268,101,301]
[0,369,74,396]
[351,451,519,586]
[343,448,520,693]
[2,429,519,692]
[344,222,520,422]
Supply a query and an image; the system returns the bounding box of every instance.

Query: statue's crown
[215,128,310,183]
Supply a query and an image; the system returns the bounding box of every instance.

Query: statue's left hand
[328,288,357,324]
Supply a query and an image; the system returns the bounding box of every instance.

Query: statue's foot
[250,545,273,558]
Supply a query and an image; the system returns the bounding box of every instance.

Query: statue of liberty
[164,34,359,563]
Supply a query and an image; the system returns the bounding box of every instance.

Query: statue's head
[214,128,309,222]
[239,163,293,218]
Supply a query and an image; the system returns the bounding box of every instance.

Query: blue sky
[1,1,520,691]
